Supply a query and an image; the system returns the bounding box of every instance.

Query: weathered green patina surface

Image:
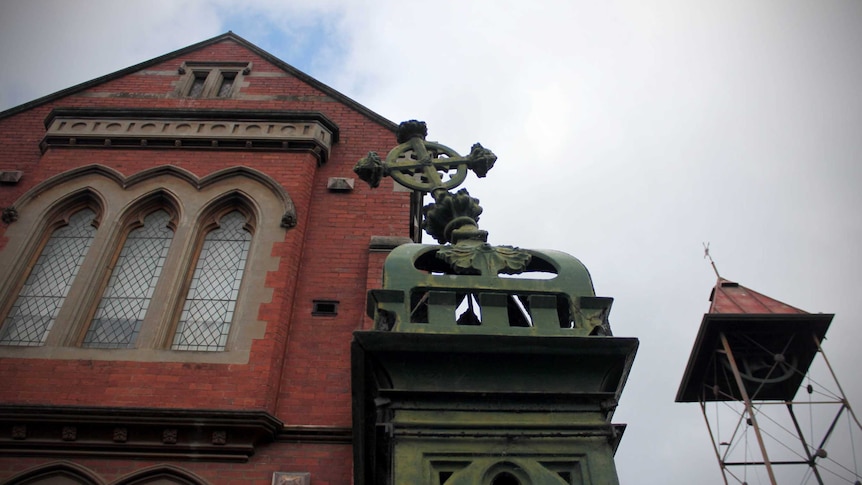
[368,244,612,337]
[352,121,637,485]
[354,119,496,195]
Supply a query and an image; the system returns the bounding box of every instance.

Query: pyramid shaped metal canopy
[708,278,808,314]
[676,278,832,403]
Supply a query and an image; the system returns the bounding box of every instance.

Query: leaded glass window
[172,211,250,351]
[217,73,235,97]
[0,209,97,346]
[83,210,174,349]
[188,72,206,97]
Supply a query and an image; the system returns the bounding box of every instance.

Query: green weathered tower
[352,121,638,485]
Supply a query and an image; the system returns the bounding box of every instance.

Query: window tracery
[0,165,285,362]
[172,210,251,351]
[83,209,175,349]
[0,208,97,346]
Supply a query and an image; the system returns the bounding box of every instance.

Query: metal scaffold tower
[677,277,862,485]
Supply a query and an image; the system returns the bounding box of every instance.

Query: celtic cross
[355,120,532,276]
[353,120,496,196]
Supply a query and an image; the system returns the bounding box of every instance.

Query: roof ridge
[0,32,398,132]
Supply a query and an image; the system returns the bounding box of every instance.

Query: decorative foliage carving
[62,426,77,441]
[162,429,178,444]
[437,243,532,276]
[395,119,428,144]
[467,143,496,178]
[212,430,227,445]
[353,151,385,189]
[423,189,483,244]
[113,427,128,443]
[579,308,611,336]
[375,309,397,331]
[2,206,18,224]
[11,425,26,440]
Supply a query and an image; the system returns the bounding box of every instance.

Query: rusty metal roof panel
[708,278,808,314]
[677,277,832,403]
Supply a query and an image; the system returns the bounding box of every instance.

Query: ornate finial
[703,242,720,278]
[353,120,496,195]
[353,121,497,246]
[423,189,485,244]
[354,152,386,189]
[395,120,428,144]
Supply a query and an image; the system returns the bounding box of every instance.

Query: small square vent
[312,300,339,316]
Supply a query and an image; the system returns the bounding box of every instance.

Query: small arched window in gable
[83,209,175,348]
[172,210,251,351]
[0,208,98,346]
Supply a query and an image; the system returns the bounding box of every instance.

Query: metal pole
[813,334,862,431]
[701,399,730,485]
[786,403,825,484]
[720,332,778,485]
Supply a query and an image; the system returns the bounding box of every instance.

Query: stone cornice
[277,425,352,444]
[41,108,339,164]
[0,405,283,462]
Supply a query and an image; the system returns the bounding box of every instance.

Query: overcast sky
[2,1,861,483]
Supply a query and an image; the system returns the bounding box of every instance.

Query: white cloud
[0,0,226,109]
[2,0,861,483]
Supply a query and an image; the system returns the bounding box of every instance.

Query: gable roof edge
[0,32,398,132]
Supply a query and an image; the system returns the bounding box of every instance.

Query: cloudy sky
[2,1,861,483]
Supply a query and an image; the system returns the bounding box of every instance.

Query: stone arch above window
[111,465,209,485]
[79,191,181,349]
[4,461,104,485]
[171,193,256,352]
[0,192,102,347]
[8,164,296,231]
[482,462,532,485]
[0,164,285,363]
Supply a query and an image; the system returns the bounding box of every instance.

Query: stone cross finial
[354,121,499,247]
[354,120,496,195]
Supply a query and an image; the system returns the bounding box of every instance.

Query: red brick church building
[0,32,412,484]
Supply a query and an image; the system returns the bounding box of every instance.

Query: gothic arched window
[83,209,175,348]
[0,165,288,363]
[172,210,252,351]
[0,208,97,346]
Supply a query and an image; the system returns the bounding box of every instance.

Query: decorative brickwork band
[41,109,337,163]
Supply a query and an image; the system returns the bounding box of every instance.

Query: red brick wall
[0,38,409,481]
